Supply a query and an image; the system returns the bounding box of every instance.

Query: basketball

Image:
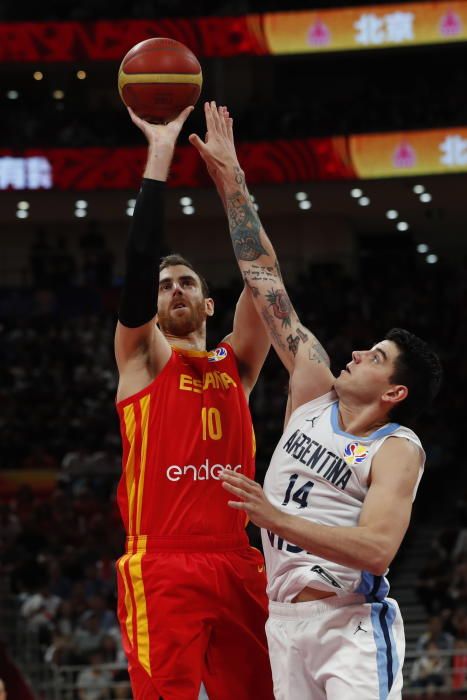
[118,37,202,123]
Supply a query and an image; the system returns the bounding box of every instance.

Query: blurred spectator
[76,651,112,700]
[20,583,62,644]
[416,615,454,654]
[71,611,107,662]
[0,678,6,700]
[410,641,448,695]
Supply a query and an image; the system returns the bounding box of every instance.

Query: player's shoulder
[287,390,337,428]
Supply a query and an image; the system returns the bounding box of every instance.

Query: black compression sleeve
[118,178,165,328]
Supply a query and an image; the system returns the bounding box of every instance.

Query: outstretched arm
[190,102,335,409]
[115,106,193,401]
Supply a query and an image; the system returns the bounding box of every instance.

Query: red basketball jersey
[116,342,255,538]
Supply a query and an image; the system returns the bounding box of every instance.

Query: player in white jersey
[190,102,442,700]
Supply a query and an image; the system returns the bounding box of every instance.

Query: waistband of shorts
[269,593,366,620]
[125,533,250,553]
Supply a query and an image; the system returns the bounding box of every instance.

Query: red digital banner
[0,17,267,63]
[1,126,466,190]
[0,138,354,191]
[1,3,466,63]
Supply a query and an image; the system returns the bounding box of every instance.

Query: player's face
[157,265,213,336]
[334,339,403,404]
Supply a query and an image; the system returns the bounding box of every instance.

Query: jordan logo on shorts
[354,621,368,634]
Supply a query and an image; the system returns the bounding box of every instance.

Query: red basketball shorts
[116,534,274,700]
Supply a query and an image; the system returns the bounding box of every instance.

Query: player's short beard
[158,299,206,337]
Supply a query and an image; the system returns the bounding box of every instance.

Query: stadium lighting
[33,71,43,81]
[17,201,30,210]
[75,200,88,209]
[419,192,432,203]
[53,90,65,100]
[350,188,363,198]
[416,243,429,253]
[7,90,19,100]
[16,210,28,219]
[298,200,312,210]
[127,199,136,207]
[180,196,192,206]
[295,192,308,201]
[397,221,409,231]
[76,70,87,80]
[413,184,425,194]
[182,205,195,215]
[126,207,134,217]
[75,209,87,218]
[426,254,438,264]
[386,210,398,220]
[358,196,370,206]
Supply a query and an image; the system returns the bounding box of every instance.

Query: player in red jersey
[114,104,274,700]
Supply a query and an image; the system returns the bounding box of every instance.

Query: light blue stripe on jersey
[330,402,400,442]
[370,600,400,700]
[357,570,390,601]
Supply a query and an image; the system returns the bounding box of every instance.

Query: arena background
[0,0,466,698]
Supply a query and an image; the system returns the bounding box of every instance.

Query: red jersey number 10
[201,407,223,441]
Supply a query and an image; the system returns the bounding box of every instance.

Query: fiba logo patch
[343,442,368,465]
[208,347,228,363]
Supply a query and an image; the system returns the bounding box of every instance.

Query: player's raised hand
[220,470,285,531]
[189,101,239,182]
[128,105,194,148]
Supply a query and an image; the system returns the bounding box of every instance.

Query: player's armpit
[358,437,424,573]
[288,328,335,411]
[114,321,172,401]
[224,286,270,394]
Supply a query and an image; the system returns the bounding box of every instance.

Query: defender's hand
[220,470,285,531]
[189,101,239,183]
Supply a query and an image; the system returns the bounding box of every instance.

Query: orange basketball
[118,37,202,124]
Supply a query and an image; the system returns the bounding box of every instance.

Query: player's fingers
[173,105,194,129]
[210,100,222,132]
[221,481,248,499]
[127,106,146,128]
[227,500,248,510]
[217,106,229,138]
[227,117,234,144]
[204,101,215,134]
[188,133,208,155]
[220,471,257,488]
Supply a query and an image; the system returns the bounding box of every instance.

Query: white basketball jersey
[262,391,424,603]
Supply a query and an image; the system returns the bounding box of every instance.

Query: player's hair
[159,254,210,298]
[385,327,442,425]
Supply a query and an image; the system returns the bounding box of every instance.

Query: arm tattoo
[287,334,300,356]
[308,339,330,366]
[234,166,247,193]
[265,288,292,328]
[260,308,287,351]
[274,258,283,282]
[243,265,278,283]
[297,327,309,343]
[226,190,267,262]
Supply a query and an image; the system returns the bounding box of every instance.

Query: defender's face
[334,339,401,404]
[157,265,212,336]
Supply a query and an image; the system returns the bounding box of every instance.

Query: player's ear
[205,298,214,317]
[382,384,408,408]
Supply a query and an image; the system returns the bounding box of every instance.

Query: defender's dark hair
[159,254,210,298]
[385,327,442,425]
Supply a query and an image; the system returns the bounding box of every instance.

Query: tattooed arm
[190,102,335,409]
